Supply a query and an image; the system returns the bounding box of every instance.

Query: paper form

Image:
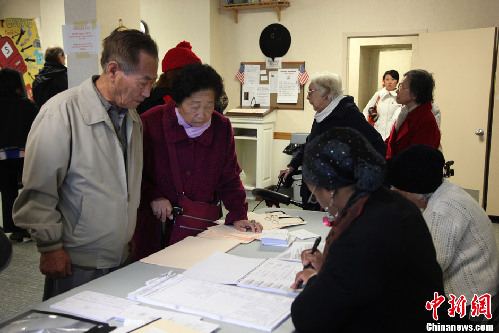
[277,69,299,103]
[50,290,139,322]
[130,318,201,333]
[115,304,219,333]
[140,236,241,269]
[275,241,326,262]
[127,274,293,332]
[289,229,320,240]
[247,211,307,230]
[183,252,301,296]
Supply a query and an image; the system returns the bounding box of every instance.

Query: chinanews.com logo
[425,292,494,331]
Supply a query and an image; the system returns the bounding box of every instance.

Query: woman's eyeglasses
[307,89,316,97]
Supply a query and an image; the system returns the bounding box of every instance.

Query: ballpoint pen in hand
[303,236,321,269]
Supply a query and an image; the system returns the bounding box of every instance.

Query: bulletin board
[240,61,305,110]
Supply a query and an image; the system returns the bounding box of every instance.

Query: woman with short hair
[132,63,261,261]
[385,69,440,158]
[279,72,386,211]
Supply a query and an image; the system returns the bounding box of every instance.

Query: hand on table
[291,268,317,289]
[234,219,263,233]
[40,248,72,279]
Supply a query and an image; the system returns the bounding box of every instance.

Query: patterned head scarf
[303,127,386,201]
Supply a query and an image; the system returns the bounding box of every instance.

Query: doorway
[346,35,418,109]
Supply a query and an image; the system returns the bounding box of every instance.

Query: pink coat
[132,101,247,261]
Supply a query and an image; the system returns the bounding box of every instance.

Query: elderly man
[387,144,499,315]
[13,29,158,300]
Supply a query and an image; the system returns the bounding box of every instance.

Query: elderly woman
[279,72,386,210]
[132,63,261,261]
[363,70,400,140]
[385,69,440,158]
[388,144,499,315]
[290,128,445,331]
[136,41,201,115]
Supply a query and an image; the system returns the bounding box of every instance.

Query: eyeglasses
[307,89,316,97]
[264,212,280,224]
[307,186,318,204]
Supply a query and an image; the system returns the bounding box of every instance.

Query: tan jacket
[13,77,143,269]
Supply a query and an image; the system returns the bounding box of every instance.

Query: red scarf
[321,194,370,271]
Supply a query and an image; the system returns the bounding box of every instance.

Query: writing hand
[301,249,324,272]
[40,248,72,279]
[150,198,173,222]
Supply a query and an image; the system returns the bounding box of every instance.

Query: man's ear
[106,61,120,82]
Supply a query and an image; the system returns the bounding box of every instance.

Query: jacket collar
[161,101,213,146]
[320,95,355,122]
[395,101,433,140]
[77,77,141,126]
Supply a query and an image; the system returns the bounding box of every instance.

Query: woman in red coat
[385,69,440,158]
[132,63,262,261]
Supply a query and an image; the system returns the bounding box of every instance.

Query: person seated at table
[290,127,445,332]
[132,63,262,261]
[385,69,440,158]
[387,144,499,313]
[279,72,386,211]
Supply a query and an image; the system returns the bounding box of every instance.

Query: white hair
[309,72,344,100]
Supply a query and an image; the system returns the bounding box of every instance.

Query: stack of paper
[127,273,293,332]
[260,229,295,247]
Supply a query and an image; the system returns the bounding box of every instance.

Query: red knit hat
[161,41,201,72]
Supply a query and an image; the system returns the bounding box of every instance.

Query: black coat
[0,92,38,149]
[288,96,386,209]
[291,188,445,332]
[32,62,68,108]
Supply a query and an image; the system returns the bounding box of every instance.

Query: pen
[303,236,321,270]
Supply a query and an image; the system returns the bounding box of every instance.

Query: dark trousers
[0,158,25,233]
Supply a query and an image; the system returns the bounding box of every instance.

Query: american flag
[297,64,309,86]
[236,64,245,84]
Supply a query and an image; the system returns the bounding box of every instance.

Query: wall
[140,0,211,74]
[39,0,64,50]
[1,0,498,184]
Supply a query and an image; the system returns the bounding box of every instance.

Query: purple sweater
[132,101,248,261]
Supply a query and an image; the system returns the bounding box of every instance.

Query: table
[0,208,330,332]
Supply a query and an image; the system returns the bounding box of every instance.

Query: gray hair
[309,72,344,100]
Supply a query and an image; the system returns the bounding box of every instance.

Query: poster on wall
[0,18,43,100]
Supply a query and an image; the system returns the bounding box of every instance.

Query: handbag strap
[372,95,381,114]
[166,142,184,195]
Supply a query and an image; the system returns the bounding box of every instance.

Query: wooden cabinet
[222,1,290,23]
[227,111,276,199]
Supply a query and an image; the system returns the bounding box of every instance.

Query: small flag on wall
[297,64,309,86]
[236,64,245,84]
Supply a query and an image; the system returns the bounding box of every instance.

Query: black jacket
[32,62,68,108]
[291,188,445,332]
[0,92,38,149]
[288,96,386,209]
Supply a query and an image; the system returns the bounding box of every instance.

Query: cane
[160,207,183,249]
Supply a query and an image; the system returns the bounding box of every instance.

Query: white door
[413,27,497,207]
